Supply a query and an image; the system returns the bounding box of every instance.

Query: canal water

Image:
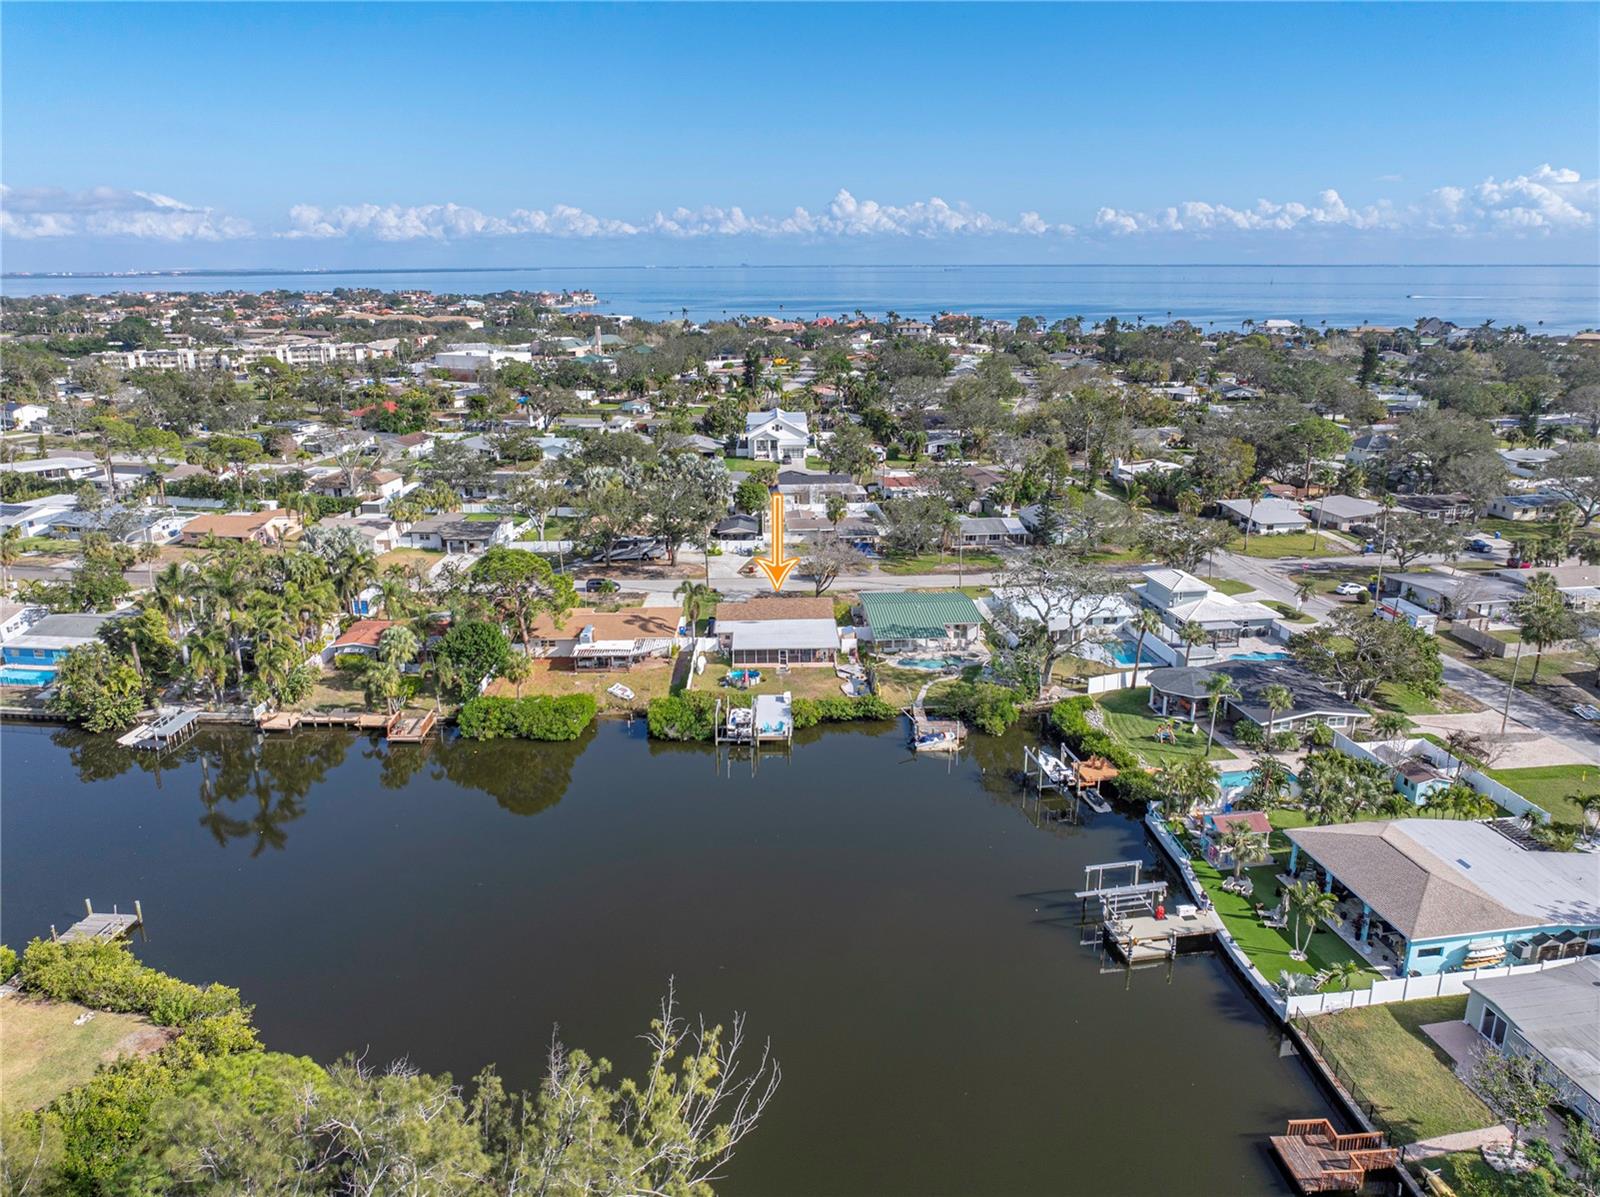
[1,718,1334,1194]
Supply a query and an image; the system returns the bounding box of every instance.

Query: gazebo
[1146,666,1221,725]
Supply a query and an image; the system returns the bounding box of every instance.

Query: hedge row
[1047,697,1161,805]
[20,938,248,1031]
[645,692,896,740]
[456,693,598,741]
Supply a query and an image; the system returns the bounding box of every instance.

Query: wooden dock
[1269,1120,1397,1193]
[385,710,437,742]
[55,900,143,945]
[258,708,430,740]
[117,707,202,751]
[1105,907,1222,963]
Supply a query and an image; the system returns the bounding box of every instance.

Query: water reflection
[50,722,597,849]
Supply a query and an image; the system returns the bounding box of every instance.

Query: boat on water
[913,729,961,752]
[1034,749,1070,784]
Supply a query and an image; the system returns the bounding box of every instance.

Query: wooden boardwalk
[1269,1120,1397,1193]
[258,709,426,738]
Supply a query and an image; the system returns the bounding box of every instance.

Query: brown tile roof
[1210,811,1272,836]
[716,596,835,623]
[332,619,397,649]
[181,511,293,538]
[526,606,677,640]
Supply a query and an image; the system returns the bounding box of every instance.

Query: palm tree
[1157,757,1220,811]
[1129,608,1162,684]
[1317,960,1367,992]
[1241,754,1293,811]
[1204,674,1241,752]
[1219,824,1269,881]
[1577,792,1600,843]
[1179,620,1208,666]
[1241,482,1267,547]
[674,579,716,636]
[1261,683,1295,741]
[1370,711,1409,741]
[0,525,21,596]
[1285,879,1342,961]
[501,652,532,699]
[1294,580,1314,610]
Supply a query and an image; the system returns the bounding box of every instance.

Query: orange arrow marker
[754,488,799,592]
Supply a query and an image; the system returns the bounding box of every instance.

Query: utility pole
[1500,638,1525,735]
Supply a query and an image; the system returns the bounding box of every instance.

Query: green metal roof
[859,591,983,640]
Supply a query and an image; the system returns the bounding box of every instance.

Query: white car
[1333,582,1366,597]
[1573,703,1600,722]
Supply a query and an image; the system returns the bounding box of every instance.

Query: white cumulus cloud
[1092,165,1594,238]
[0,185,252,240]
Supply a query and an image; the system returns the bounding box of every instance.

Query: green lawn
[1,997,158,1110]
[1372,681,1484,717]
[1236,531,1349,559]
[1096,687,1234,765]
[1484,763,1599,826]
[1263,600,1315,623]
[1203,577,1255,596]
[1441,639,1597,700]
[1191,859,1379,991]
[1301,996,1497,1145]
[878,551,1004,576]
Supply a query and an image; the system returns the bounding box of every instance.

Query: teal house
[1285,819,1599,977]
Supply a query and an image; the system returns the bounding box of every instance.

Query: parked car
[1468,538,1496,553]
[584,578,611,593]
[1334,582,1365,596]
[1573,704,1600,721]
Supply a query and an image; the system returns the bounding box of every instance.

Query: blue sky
[2,2,1596,270]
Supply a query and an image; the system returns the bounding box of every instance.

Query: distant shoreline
[6,262,1598,281]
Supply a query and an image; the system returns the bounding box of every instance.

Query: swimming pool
[1229,651,1290,662]
[897,657,966,671]
[1216,767,1300,791]
[1107,643,1141,667]
[0,665,57,687]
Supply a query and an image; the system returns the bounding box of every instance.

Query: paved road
[1213,550,1600,763]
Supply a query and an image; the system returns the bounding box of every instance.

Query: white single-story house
[399,515,515,555]
[714,596,842,666]
[1464,958,1600,1125]
[1486,492,1572,522]
[1217,496,1310,535]
[1304,495,1382,532]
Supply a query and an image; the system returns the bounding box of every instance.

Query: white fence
[1331,731,1551,824]
[1086,669,1140,695]
[1286,955,1584,1018]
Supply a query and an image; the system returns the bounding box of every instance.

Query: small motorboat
[913,729,961,752]
[606,683,635,702]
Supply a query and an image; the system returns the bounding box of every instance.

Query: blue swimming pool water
[0,665,57,687]
[1217,768,1300,791]
[1108,643,1141,667]
[1229,651,1290,662]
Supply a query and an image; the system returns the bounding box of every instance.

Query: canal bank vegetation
[2,939,780,1197]
[457,693,598,741]
[645,691,897,741]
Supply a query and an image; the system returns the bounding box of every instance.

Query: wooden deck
[1105,907,1223,963]
[1270,1120,1397,1193]
[385,710,437,742]
[58,905,141,945]
[258,709,394,733]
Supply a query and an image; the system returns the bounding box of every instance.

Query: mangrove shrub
[456,694,598,741]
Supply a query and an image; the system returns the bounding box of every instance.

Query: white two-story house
[739,409,809,465]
